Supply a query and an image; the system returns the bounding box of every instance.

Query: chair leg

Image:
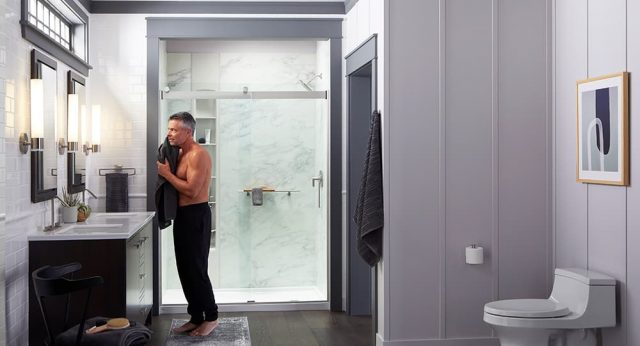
[74,288,94,346]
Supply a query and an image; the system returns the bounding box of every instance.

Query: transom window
[27,0,72,50]
[21,0,90,75]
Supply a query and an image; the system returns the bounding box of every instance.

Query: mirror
[30,49,58,203]
[67,71,86,194]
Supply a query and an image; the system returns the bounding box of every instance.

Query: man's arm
[157,150,210,199]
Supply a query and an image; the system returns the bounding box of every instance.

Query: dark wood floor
[147,311,372,346]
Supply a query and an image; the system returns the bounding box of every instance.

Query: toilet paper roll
[465,245,484,265]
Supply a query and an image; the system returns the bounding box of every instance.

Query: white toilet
[483,268,616,346]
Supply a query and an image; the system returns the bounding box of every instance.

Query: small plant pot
[62,206,79,223]
[77,210,90,222]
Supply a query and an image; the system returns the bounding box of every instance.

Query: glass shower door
[160,96,328,306]
[214,97,328,303]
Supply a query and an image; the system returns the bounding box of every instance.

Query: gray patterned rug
[165,317,251,345]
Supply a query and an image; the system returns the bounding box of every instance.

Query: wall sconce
[83,104,101,155]
[58,93,79,155]
[20,78,45,154]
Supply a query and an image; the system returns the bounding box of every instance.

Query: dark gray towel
[251,187,263,206]
[55,316,151,346]
[354,111,383,266]
[106,173,129,212]
[155,137,179,229]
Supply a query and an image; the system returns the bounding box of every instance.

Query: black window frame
[20,0,92,76]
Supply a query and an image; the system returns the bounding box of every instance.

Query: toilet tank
[550,268,617,327]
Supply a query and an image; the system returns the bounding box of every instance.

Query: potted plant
[60,187,80,223]
[77,202,92,222]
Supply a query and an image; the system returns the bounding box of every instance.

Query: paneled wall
[554,0,638,344]
[348,0,551,344]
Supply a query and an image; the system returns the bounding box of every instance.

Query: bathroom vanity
[27,212,155,344]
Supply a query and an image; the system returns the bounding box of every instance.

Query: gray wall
[554,0,638,345]
[382,0,551,343]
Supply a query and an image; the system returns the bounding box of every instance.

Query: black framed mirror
[67,71,86,194]
[31,49,58,203]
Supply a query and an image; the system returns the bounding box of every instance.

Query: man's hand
[157,160,172,179]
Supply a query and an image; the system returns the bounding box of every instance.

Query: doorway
[345,34,377,316]
[146,18,343,314]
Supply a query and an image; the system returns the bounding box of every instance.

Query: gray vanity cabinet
[28,221,154,345]
[126,222,153,324]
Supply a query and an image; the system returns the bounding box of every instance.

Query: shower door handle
[311,170,323,208]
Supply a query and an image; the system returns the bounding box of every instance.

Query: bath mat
[165,317,251,346]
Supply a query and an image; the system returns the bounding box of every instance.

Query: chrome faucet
[45,197,65,231]
[54,195,66,205]
[83,188,98,203]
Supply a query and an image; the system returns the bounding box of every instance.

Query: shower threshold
[160,287,329,313]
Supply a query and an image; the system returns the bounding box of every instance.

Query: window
[28,0,72,50]
[21,0,91,76]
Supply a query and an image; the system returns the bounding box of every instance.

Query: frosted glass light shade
[67,94,79,142]
[91,105,101,145]
[30,79,44,138]
[80,105,88,144]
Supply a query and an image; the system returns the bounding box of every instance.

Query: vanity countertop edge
[27,211,156,241]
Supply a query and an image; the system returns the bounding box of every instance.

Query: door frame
[146,18,344,314]
[345,32,378,332]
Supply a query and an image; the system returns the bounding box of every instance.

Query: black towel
[354,111,384,266]
[55,316,152,346]
[155,137,179,229]
[106,173,129,212]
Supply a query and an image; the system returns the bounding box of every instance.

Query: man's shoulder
[189,145,211,160]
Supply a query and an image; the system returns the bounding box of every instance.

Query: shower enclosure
[158,40,330,308]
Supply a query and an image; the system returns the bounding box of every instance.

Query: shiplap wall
[554,0,639,344]
[349,0,551,344]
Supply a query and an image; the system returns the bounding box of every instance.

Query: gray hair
[169,111,196,134]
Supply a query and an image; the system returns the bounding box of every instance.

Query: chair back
[32,263,103,346]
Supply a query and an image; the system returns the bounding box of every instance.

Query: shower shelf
[242,188,300,196]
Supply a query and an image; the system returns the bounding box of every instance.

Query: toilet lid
[484,299,571,318]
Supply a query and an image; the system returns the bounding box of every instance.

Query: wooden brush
[86,318,130,334]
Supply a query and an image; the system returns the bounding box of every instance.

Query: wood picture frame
[576,72,629,185]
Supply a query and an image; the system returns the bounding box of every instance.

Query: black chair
[31,263,104,346]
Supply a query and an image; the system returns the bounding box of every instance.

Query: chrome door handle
[311,170,323,208]
[311,170,323,187]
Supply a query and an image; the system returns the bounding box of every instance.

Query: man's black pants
[173,202,218,323]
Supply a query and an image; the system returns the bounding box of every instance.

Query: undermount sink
[56,223,124,234]
[84,212,150,226]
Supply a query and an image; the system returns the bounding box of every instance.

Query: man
[157,112,219,336]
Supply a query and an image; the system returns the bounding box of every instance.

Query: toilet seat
[485,299,570,318]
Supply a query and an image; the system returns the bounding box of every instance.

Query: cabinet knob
[139,273,145,279]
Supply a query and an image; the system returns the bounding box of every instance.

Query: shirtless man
[157,112,219,336]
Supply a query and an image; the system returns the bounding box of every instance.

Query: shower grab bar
[241,189,300,196]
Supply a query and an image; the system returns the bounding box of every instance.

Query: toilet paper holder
[465,244,484,265]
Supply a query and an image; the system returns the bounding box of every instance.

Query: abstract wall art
[576,72,629,185]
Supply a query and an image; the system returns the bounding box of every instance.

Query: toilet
[483,268,616,346]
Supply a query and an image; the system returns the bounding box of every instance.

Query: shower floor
[163,286,326,305]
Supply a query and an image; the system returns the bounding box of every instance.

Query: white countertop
[27,212,156,241]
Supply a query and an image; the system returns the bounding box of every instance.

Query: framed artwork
[576,72,629,185]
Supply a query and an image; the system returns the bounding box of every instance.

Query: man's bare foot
[173,321,199,334]
[189,320,219,337]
